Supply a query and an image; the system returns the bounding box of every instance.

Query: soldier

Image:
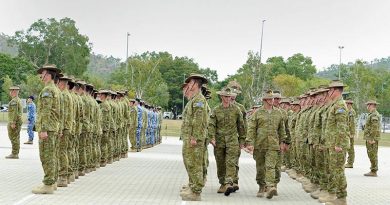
[208,87,245,196]
[179,74,208,201]
[363,100,381,177]
[319,80,349,205]
[345,100,356,168]
[67,78,79,182]
[246,91,287,199]
[24,96,36,145]
[5,86,23,159]
[71,80,84,179]
[135,98,143,151]
[76,80,89,176]
[57,75,74,187]
[32,64,61,194]
[227,80,246,191]
[129,98,138,152]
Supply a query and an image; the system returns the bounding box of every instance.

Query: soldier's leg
[67,133,74,178]
[347,137,355,166]
[39,131,57,185]
[54,132,60,182]
[254,149,266,188]
[58,132,69,185]
[78,133,87,173]
[265,150,278,189]
[27,122,35,142]
[74,134,80,174]
[226,145,239,185]
[233,147,241,185]
[7,124,21,155]
[214,146,226,186]
[328,149,347,199]
[366,141,379,172]
[203,141,209,182]
[275,151,282,184]
[187,141,205,194]
[129,129,136,150]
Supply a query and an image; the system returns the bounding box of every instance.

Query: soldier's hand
[368,140,376,144]
[239,144,245,149]
[39,132,48,140]
[190,138,197,147]
[210,139,216,147]
[334,146,343,152]
[247,145,254,152]
[11,123,16,129]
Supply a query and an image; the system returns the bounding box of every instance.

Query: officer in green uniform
[129,98,138,152]
[5,86,23,159]
[363,100,381,177]
[32,64,61,194]
[209,87,245,196]
[246,91,287,199]
[179,74,208,201]
[344,100,356,168]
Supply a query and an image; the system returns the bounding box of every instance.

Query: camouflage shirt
[8,96,22,125]
[36,81,60,132]
[180,91,208,141]
[364,109,381,141]
[325,97,349,149]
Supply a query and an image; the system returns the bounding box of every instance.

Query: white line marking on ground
[13,194,35,205]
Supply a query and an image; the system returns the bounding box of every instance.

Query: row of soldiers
[5,64,163,194]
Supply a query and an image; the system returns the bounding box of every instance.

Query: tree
[1,75,13,102]
[200,67,218,84]
[272,74,305,97]
[285,53,317,80]
[266,56,286,77]
[20,74,44,99]
[9,18,91,77]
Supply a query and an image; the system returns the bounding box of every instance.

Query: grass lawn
[161,119,182,137]
[0,112,27,123]
[354,131,390,147]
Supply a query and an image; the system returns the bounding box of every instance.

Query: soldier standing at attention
[128,98,138,152]
[24,96,36,145]
[32,64,61,194]
[246,91,287,199]
[363,100,381,177]
[5,86,23,159]
[208,87,245,196]
[344,100,356,168]
[179,74,208,201]
[135,98,143,151]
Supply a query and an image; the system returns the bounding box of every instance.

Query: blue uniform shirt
[27,102,36,122]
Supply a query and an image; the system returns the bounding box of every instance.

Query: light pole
[255,19,266,104]
[126,32,131,86]
[338,46,344,80]
[182,74,185,113]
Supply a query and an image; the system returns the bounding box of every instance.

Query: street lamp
[338,46,344,80]
[126,32,131,86]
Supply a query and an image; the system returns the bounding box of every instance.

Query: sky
[1,0,390,80]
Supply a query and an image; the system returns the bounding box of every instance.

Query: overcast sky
[1,0,390,80]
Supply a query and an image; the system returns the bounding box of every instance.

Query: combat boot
[303,183,317,193]
[180,186,191,197]
[57,176,68,187]
[78,170,85,176]
[310,188,321,199]
[24,140,33,145]
[91,167,96,171]
[364,171,377,177]
[217,184,226,193]
[224,183,234,196]
[256,186,265,198]
[100,162,107,167]
[319,193,336,203]
[52,182,57,190]
[74,171,79,179]
[233,183,239,192]
[32,184,54,194]
[325,197,347,205]
[180,184,189,192]
[281,165,287,172]
[68,173,75,183]
[5,154,19,159]
[85,168,91,173]
[181,189,201,201]
[344,163,353,168]
[265,187,277,199]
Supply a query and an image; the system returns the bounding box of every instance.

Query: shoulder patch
[194,102,204,108]
[42,92,52,98]
[336,108,346,114]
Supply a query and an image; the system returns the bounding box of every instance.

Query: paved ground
[0,125,389,205]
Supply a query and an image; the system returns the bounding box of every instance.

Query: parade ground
[0,125,389,205]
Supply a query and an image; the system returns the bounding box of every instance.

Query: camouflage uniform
[36,81,61,185]
[247,106,286,190]
[129,103,138,150]
[181,91,208,194]
[232,101,246,185]
[7,94,23,156]
[209,103,245,186]
[364,109,381,173]
[346,107,356,166]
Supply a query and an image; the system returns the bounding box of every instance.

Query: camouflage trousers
[100,131,110,162]
[214,142,239,185]
[7,124,21,155]
[282,148,291,169]
[328,149,347,198]
[67,132,76,176]
[275,151,281,184]
[346,137,355,165]
[182,139,205,194]
[366,140,378,172]
[72,134,80,173]
[58,131,70,177]
[254,149,280,188]
[121,127,128,154]
[129,127,137,150]
[78,132,88,171]
[39,131,57,185]
[203,140,209,182]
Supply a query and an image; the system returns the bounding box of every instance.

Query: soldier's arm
[350,110,357,136]
[246,113,257,146]
[39,90,54,132]
[208,109,217,142]
[371,113,381,141]
[237,109,246,145]
[335,105,348,148]
[190,99,207,141]
[278,115,287,144]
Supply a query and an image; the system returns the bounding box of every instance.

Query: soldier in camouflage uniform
[180,74,209,201]
[227,80,247,191]
[246,91,288,199]
[129,98,138,152]
[363,100,381,177]
[5,86,23,159]
[344,100,356,168]
[32,64,61,194]
[319,80,349,205]
[57,75,74,187]
[208,87,245,196]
